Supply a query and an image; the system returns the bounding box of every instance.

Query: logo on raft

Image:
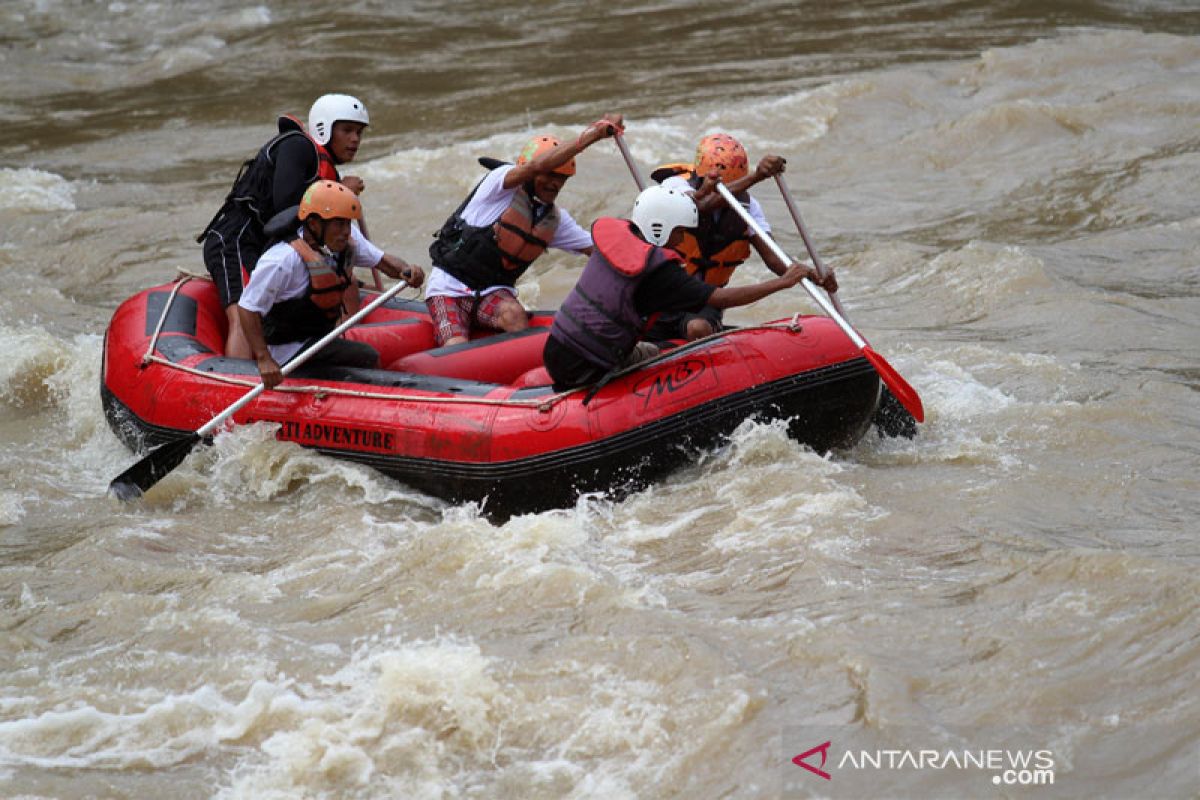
[631,358,708,409]
[272,419,396,452]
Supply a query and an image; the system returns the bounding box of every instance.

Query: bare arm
[692,154,787,215]
[237,306,284,389]
[707,264,811,310]
[373,254,425,287]
[502,113,625,189]
[750,235,790,277]
[748,236,840,291]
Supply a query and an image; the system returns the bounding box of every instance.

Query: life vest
[198,115,340,240]
[261,237,354,344]
[651,163,752,287]
[429,162,560,290]
[549,217,681,371]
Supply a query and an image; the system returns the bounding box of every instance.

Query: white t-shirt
[239,224,384,363]
[425,164,592,300]
[661,174,772,235]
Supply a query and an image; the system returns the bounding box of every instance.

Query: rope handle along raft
[139,272,808,414]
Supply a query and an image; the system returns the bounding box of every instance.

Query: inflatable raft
[102,276,882,515]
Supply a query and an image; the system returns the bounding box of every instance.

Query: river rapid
[1,1,1198,798]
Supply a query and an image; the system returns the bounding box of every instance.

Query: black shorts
[543,335,605,390]
[201,208,267,307]
[643,305,724,342]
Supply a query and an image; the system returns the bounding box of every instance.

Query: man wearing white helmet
[198,93,372,358]
[543,185,811,390]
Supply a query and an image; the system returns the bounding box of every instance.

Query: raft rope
[139,273,806,413]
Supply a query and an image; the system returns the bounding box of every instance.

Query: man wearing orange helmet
[424,113,624,347]
[199,94,373,359]
[236,181,425,390]
[646,133,837,341]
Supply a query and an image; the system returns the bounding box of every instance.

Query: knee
[686,318,715,340]
[339,340,380,369]
[357,344,381,369]
[497,303,529,332]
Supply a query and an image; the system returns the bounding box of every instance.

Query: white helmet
[630,185,698,246]
[308,94,370,145]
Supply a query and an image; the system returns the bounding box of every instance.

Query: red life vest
[279,114,341,183]
[202,115,340,237]
[549,218,681,372]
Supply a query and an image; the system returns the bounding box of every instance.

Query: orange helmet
[695,133,749,182]
[517,135,575,176]
[298,180,361,221]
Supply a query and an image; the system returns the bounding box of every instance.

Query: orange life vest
[651,163,752,288]
[493,184,560,272]
[261,236,354,345]
[288,237,354,317]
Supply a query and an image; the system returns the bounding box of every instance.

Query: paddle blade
[108,432,202,501]
[861,346,925,423]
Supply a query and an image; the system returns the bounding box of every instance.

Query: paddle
[775,174,919,437]
[357,210,385,291]
[108,277,410,501]
[715,181,925,423]
[613,133,648,192]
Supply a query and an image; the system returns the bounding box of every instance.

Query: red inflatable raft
[102,276,882,515]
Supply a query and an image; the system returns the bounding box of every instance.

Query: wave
[0,168,75,212]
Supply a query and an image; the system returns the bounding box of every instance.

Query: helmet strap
[303,217,332,252]
[526,182,555,222]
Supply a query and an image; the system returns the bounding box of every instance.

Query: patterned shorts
[426,290,517,346]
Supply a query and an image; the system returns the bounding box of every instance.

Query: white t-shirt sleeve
[747,194,771,236]
[351,224,385,272]
[549,208,592,252]
[459,165,517,227]
[238,242,304,315]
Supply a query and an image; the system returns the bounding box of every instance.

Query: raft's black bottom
[102,357,880,519]
[873,388,920,439]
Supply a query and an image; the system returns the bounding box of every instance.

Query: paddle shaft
[108,278,410,499]
[715,182,867,348]
[774,173,849,320]
[357,212,385,291]
[613,134,648,192]
[774,174,919,435]
[716,181,924,422]
[195,278,408,439]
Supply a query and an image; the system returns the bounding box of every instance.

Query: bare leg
[685,317,716,340]
[494,296,530,333]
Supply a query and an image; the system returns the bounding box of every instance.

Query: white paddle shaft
[196,279,408,438]
[714,181,867,349]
